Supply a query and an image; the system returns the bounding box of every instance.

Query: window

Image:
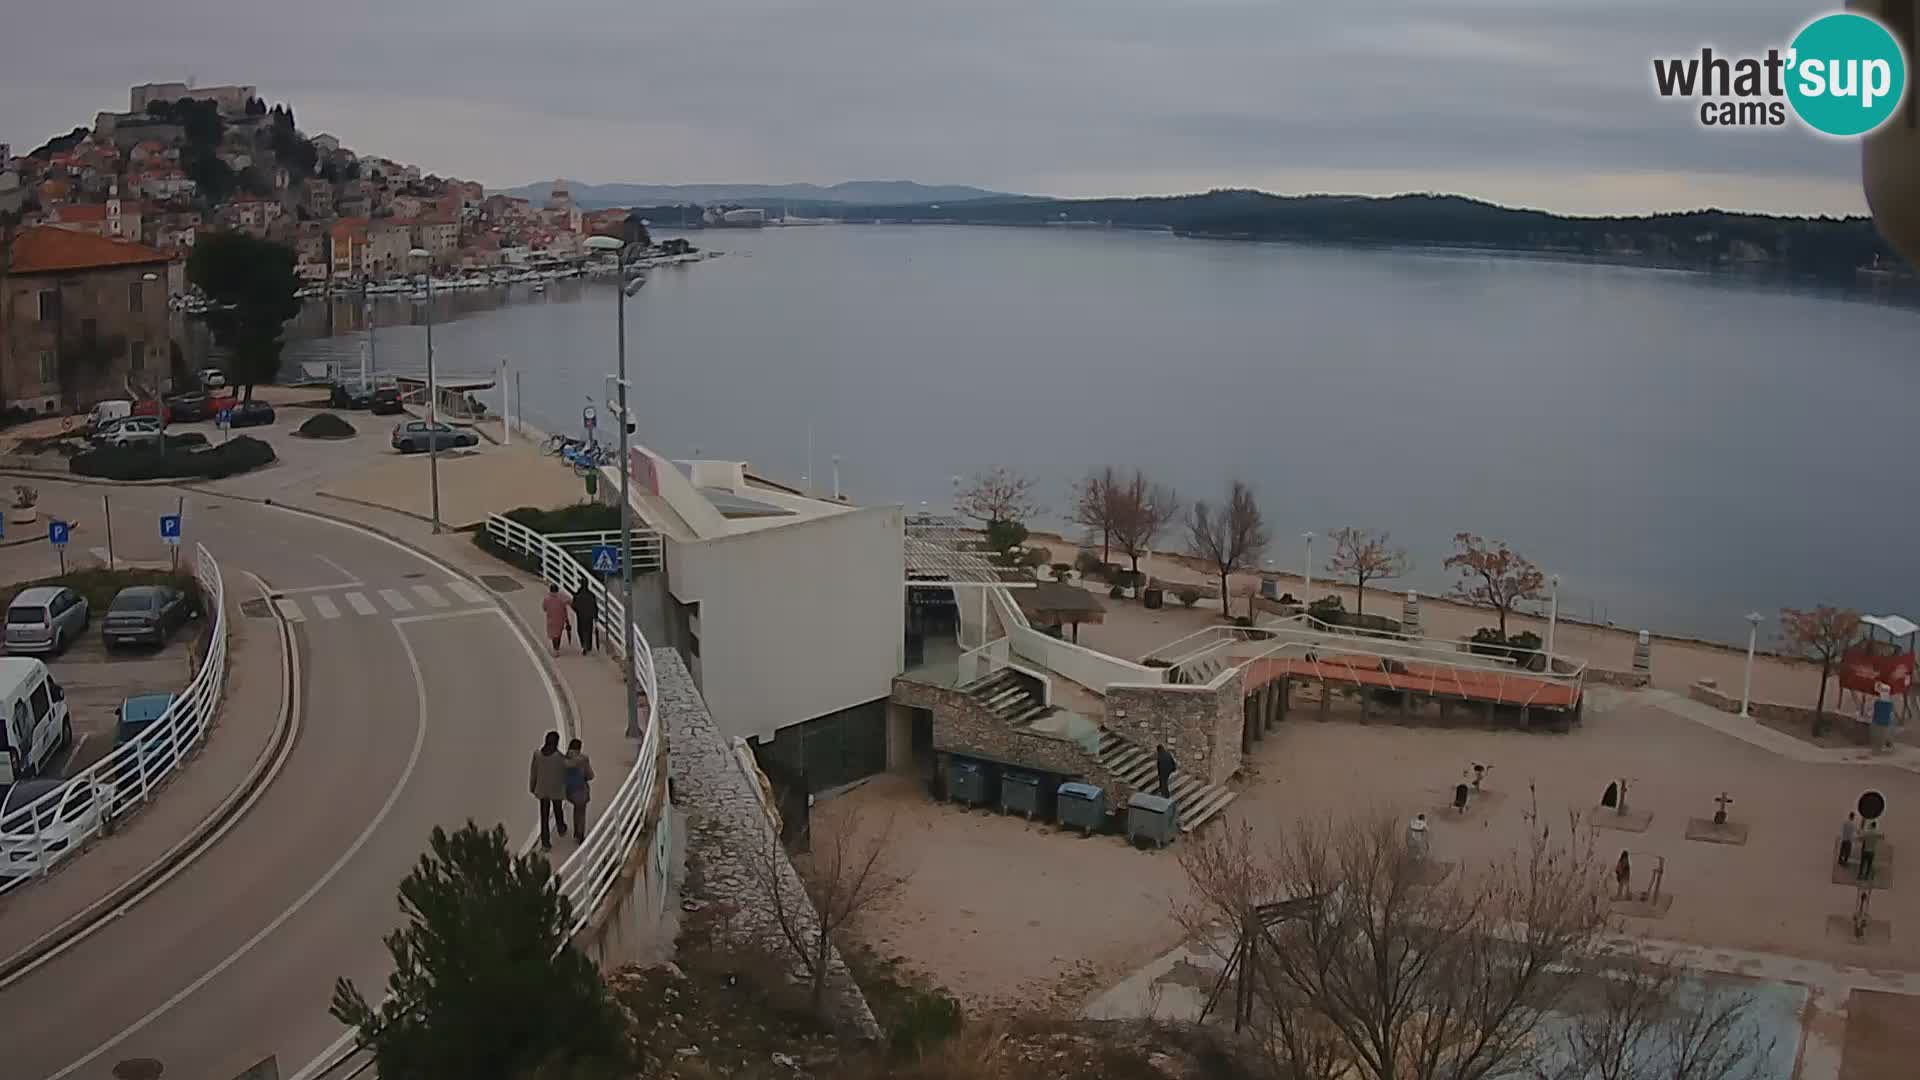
[39,353,55,384]
[37,291,59,321]
[28,680,50,723]
[128,281,144,313]
[129,340,145,372]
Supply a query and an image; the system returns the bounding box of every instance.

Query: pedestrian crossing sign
[590,544,618,575]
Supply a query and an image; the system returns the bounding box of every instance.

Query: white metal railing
[482,512,661,935]
[541,529,664,574]
[0,543,227,894]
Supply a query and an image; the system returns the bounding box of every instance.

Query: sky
[0,0,1878,216]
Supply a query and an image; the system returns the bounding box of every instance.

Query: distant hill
[499,179,1018,208]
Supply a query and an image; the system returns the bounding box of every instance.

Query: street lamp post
[587,232,643,740]
[1740,612,1764,718]
[1545,574,1560,672]
[1303,532,1314,597]
[408,249,441,533]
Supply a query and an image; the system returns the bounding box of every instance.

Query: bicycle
[543,434,593,458]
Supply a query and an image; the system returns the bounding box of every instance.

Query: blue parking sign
[48,520,69,547]
[216,408,232,429]
[160,514,182,545]
[589,544,619,575]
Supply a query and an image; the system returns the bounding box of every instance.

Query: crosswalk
[272,581,490,622]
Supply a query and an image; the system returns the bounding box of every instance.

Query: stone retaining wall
[1105,668,1245,786]
[893,676,1121,789]
[1587,667,1652,689]
[1686,678,1865,740]
[661,650,881,1041]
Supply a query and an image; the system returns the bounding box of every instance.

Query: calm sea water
[285,225,1920,643]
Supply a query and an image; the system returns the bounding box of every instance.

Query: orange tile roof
[8,225,171,274]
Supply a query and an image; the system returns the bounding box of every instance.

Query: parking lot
[34,627,198,779]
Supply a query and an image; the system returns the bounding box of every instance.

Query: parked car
[0,777,117,879]
[5,587,89,656]
[369,387,404,415]
[86,399,132,433]
[95,416,163,448]
[227,400,276,427]
[197,367,228,390]
[164,391,223,423]
[129,399,173,424]
[391,420,479,453]
[329,383,374,410]
[114,691,180,775]
[0,658,70,782]
[102,586,192,649]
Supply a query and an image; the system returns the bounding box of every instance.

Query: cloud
[0,0,1873,214]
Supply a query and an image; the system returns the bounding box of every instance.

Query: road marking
[272,598,305,622]
[378,588,414,613]
[48,600,425,1080]
[272,582,365,595]
[446,579,487,604]
[412,583,451,608]
[392,608,497,626]
[314,554,357,582]
[344,591,377,616]
[309,595,340,620]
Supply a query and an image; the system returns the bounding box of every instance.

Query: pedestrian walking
[1154,743,1177,799]
[541,584,569,655]
[529,730,569,849]
[1614,850,1632,899]
[1859,822,1881,882]
[565,737,595,840]
[571,581,599,655]
[1839,811,1858,867]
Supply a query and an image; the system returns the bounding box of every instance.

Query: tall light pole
[1302,532,1314,596]
[1740,612,1764,718]
[587,231,644,740]
[408,249,441,533]
[1545,573,1560,672]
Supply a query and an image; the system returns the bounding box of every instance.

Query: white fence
[989,585,1161,694]
[0,543,227,895]
[482,512,661,936]
[540,528,664,575]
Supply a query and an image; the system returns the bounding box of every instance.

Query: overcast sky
[0,0,1875,216]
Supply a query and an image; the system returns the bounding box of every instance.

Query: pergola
[1017,581,1106,643]
[904,514,1033,649]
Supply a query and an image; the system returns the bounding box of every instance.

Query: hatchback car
[0,778,117,879]
[165,392,212,422]
[228,400,276,427]
[114,691,180,775]
[369,387,404,415]
[330,383,374,410]
[96,416,163,448]
[392,420,479,453]
[5,587,89,655]
[103,586,192,649]
[197,367,228,390]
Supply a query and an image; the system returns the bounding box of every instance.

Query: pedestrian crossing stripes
[269,581,493,623]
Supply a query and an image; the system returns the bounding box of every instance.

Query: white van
[0,658,70,784]
[87,399,132,433]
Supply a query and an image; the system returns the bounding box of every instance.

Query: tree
[955,467,1039,527]
[752,801,909,1017]
[1109,468,1179,584]
[1324,526,1410,618]
[1445,532,1546,638]
[329,823,628,1080]
[1188,479,1270,617]
[187,231,302,400]
[1779,605,1862,736]
[1069,466,1122,565]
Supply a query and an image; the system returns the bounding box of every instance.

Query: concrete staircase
[963,669,1054,727]
[1096,731,1238,832]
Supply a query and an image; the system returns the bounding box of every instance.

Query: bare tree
[1323,526,1410,618]
[1445,532,1547,638]
[751,801,909,1017]
[1068,466,1122,565]
[1109,469,1180,586]
[1779,605,1863,736]
[954,467,1039,527]
[1188,480,1271,618]
[1537,943,1774,1080]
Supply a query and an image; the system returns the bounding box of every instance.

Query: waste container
[1261,576,1279,600]
[1127,792,1180,849]
[1143,586,1164,610]
[948,758,990,808]
[1057,781,1106,835]
[1001,770,1042,819]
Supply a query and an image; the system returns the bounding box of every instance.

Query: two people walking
[529,731,595,850]
[541,582,601,655]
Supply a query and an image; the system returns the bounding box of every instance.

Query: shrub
[1020,545,1051,569]
[1178,588,1201,607]
[471,503,655,577]
[70,435,275,481]
[1109,584,1126,599]
[1073,550,1102,576]
[1307,594,1346,624]
[296,412,356,439]
[1468,627,1510,657]
[984,518,1028,556]
[1509,630,1545,669]
[887,989,965,1060]
[11,485,36,509]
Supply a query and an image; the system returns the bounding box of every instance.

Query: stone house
[0,227,174,413]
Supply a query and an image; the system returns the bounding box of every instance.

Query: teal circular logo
[1786,12,1907,136]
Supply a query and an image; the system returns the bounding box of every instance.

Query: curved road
[0,486,561,1079]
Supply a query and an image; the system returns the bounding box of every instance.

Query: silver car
[5,587,89,655]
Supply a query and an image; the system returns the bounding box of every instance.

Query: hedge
[0,568,204,622]
[470,503,654,577]
[71,436,276,481]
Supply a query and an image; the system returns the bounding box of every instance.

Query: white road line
[391,608,497,626]
[313,554,357,582]
[48,604,428,1080]
[344,592,377,617]
[272,582,365,596]
[378,589,414,613]
[411,583,450,609]
[272,598,305,622]
[309,595,340,620]
[446,579,487,604]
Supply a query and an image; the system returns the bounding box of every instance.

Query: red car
[130,399,171,424]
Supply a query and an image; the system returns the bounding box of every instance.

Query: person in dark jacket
[1155,743,1177,799]
[571,582,598,654]
[530,730,569,849]
[565,738,596,839]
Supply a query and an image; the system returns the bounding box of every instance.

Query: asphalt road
[0,485,560,1080]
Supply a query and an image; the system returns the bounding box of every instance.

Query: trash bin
[1001,770,1042,818]
[1144,586,1164,609]
[1261,576,1279,600]
[948,758,989,808]
[1127,792,1180,849]
[1057,781,1106,835]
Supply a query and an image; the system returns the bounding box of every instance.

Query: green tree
[187,232,302,400]
[330,823,628,1080]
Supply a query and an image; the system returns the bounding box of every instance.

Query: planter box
[7,507,39,527]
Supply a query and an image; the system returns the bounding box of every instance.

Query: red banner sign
[1840,646,1916,695]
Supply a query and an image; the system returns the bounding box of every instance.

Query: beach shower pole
[1740,612,1763,718]
[1302,532,1314,598]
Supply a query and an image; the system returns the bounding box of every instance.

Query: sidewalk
[0,582,288,976]
[1628,687,1920,774]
